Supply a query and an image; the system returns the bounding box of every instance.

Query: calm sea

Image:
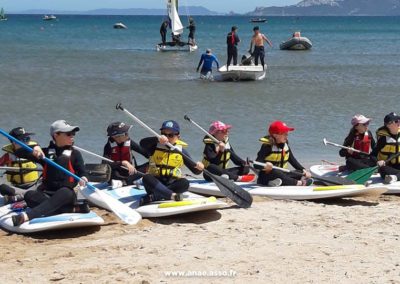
[0,15,399,167]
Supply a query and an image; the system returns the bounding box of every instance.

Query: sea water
[0,15,399,167]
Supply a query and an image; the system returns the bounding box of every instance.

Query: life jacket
[109,139,132,163]
[259,136,290,168]
[351,131,371,155]
[2,141,40,187]
[202,137,231,169]
[227,32,236,46]
[148,140,187,179]
[42,145,76,188]
[376,128,400,164]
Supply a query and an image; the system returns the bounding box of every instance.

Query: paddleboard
[81,182,226,217]
[310,164,400,194]
[0,204,104,234]
[188,179,387,200]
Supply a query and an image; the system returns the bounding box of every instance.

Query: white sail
[166,0,183,35]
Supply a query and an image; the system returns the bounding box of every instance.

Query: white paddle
[323,138,369,155]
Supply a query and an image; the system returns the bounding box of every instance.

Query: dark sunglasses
[357,122,369,126]
[21,136,31,142]
[58,131,76,137]
[112,133,127,138]
[161,132,178,138]
[388,120,400,125]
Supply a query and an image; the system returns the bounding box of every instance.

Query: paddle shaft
[251,160,349,185]
[0,166,42,172]
[323,138,369,155]
[73,145,144,177]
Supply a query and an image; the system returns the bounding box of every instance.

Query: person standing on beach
[11,120,89,226]
[139,120,204,204]
[339,114,376,172]
[102,122,149,187]
[202,121,253,182]
[249,26,272,70]
[371,112,400,184]
[160,20,169,45]
[254,120,313,187]
[226,26,240,70]
[187,17,196,45]
[196,49,220,77]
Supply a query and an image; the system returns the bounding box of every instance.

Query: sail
[166,0,183,35]
[0,8,5,19]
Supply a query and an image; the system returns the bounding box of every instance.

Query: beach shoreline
[1,194,400,283]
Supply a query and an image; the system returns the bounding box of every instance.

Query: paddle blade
[312,175,356,186]
[206,171,252,208]
[83,184,142,225]
[346,166,377,184]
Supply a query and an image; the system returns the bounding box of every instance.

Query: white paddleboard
[310,164,400,194]
[188,179,387,200]
[0,204,104,234]
[81,182,226,217]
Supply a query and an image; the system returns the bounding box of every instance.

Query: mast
[166,0,183,35]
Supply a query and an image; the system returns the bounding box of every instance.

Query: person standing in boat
[254,120,313,187]
[11,120,89,226]
[159,20,169,45]
[249,26,272,70]
[102,122,149,187]
[202,121,253,182]
[226,26,240,70]
[196,49,220,77]
[139,120,204,204]
[339,114,376,172]
[371,112,400,184]
[187,17,196,45]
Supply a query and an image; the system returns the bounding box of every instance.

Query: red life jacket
[42,149,75,184]
[109,140,132,163]
[352,132,371,154]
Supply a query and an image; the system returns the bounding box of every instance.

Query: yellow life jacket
[148,140,187,179]
[259,136,290,168]
[376,128,400,164]
[2,141,40,187]
[202,137,231,169]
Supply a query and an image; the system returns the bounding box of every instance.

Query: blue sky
[2,0,300,13]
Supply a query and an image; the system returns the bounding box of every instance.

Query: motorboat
[250,18,267,23]
[280,31,312,50]
[43,15,57,21]
[113,22,127,29]
[215,64,267,81]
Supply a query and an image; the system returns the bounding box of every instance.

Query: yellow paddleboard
[313,184,364,191]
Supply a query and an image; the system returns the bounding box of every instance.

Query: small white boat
[215,64,267,81]
[156,42,198,52]
[43,15,57,21]
[280,32,312,50]
[113,22,127,29]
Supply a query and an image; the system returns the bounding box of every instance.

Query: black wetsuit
[339,130,376,171]
[102,138,149,184]
[160,22,168,44]
[187,21,196,43]
[253,46,265,68]
[21,142,86,220]
[226,31,240,67]
[255,142,305,186]
[140,137,201,201]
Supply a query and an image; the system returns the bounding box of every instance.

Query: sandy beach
[1,193,400,283]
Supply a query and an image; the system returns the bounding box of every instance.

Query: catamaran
[156,0,198,52]
[0,8,7,21]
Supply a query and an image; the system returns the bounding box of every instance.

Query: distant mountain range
[13,6,221,16]
[248,0,400,16]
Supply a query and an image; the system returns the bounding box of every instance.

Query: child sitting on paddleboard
[202,121,254,182]
[139,120,204,203]
[371,112,400,184]
[339,114,376,171]
[103,121,149,187]
[11,120,89,226]
[254,120,313,187]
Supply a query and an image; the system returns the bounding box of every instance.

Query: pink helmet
[209,121,232,135]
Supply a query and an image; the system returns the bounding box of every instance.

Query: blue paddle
[0,128,141,225]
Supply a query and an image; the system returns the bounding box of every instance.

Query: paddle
[346,152,400,184]
[250,160,356,186]
[0,166,42,172]
[323,138,369,155]
[0,129,141,225]
[116,103,252,208]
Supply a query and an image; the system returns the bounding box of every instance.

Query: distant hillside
[248,0,400,16]
[14,6,220,16]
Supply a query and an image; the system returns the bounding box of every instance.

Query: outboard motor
[241,53,253,66]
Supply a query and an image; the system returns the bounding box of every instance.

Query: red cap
[268,121,295,134]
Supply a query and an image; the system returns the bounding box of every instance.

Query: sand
[1,194,400,283]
